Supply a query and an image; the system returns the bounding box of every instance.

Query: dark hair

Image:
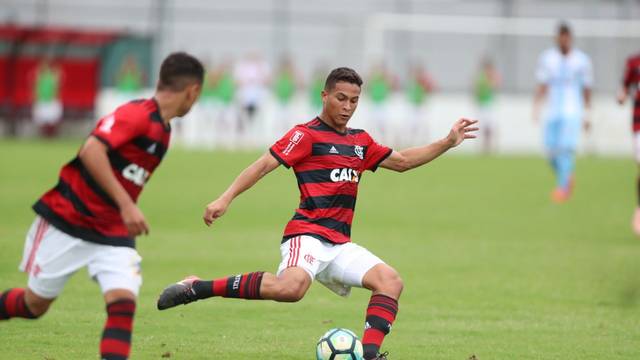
[157,52,205,91]
[324,67,363,91]
[558,22,572,36]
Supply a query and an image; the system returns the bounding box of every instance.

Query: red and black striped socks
[362,294,399,360]
[192,272,264,300]
[100,299,135,360]
[0,288,37,320]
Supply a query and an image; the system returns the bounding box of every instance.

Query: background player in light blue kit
[533,23,593,203]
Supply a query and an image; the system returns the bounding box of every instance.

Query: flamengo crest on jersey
[32,98,171,248]
[269,117,392,244]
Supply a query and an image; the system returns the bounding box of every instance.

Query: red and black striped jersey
[623,53,640,131]
[33,98,171,248]
[270,117,392,244]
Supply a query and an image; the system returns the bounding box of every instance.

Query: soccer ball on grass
[316,328,364,360]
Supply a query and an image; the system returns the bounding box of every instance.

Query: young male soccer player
[0,52,204,360]
[618,52,640,234]
[157,67,477,359]
[533,23,593,203]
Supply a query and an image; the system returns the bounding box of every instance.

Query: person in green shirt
[201,70,218,103]
[367,63,395,144]
[32,58,63,137]
[273,58,296,105]
[214,63,236,107]
[213,61,238,149]
[116,56,144,95]
[180,60,238,149]
[180,62,220,149]
[473,58,501,153]
[405,63,436,146]
[369,68,391,106]
[272,56,299,134]
[308,66,326,113]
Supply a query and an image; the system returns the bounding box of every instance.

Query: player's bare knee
[391,274,404,297]
[25,302,49,317]
[368,265,403,297]
[280,282,307,302]
[25,290,54,317]
[381,272,403,297]
[274,277,308,302]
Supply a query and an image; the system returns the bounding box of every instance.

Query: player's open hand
[120,203,149,237]
[617,90,627,105]
[447,118,478,147]
[203,198,229,226]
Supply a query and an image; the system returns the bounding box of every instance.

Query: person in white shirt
[234,53,271,146]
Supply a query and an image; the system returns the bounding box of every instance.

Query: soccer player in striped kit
[0,52,204,360]
[157,67,477,359]
[618,52,640,235]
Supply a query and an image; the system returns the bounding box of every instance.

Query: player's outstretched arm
[79,136,149,236]
[379,118,478,173]
[203,152,281,226]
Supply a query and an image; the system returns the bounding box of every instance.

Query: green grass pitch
[1,139,639,359]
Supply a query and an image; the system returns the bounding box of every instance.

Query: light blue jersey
[536,47,593,121]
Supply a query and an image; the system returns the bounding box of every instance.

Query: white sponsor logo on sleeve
[283,130,304,155]
[98,114,115,134]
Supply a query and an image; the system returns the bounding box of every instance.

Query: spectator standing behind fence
[32,57,63,138]
[272,56,299,135]
[405,62,436,146]
[474,58,501,153]
[234,53,271,147]
[213,60,238,149]
[368,63,395,144]
[116,56,144,95]
[308,65,326,115]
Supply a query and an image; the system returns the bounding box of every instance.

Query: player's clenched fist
[203,198,229,226]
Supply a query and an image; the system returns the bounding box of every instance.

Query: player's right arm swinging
[79,136,149,236]
[203,152,281,226]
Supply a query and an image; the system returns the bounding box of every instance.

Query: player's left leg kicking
[157,235,402,360]
[0,216,141,360]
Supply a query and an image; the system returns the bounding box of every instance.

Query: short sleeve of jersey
[536,51,550,84]
[269,126,312,168]
[91,106,148,149]
[362,132,393,172]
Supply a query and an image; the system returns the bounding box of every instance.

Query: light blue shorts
[543,115,581,151]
